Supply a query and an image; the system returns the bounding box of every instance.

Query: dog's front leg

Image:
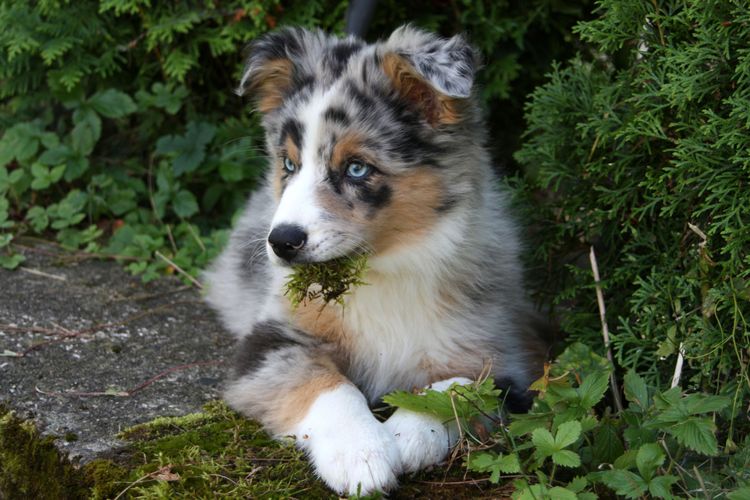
[384,377,473,473]
[225,320,402,495]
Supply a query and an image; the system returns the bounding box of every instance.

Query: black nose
[268,224,307,261]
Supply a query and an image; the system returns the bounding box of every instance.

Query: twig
[671,342,685,389]
[589,246,625,413]
[19,267,67,281]
[154,251,203,289]
[35,360,223,398]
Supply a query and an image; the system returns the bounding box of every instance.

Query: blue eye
[346,161,371,179]
[283,156,297,174]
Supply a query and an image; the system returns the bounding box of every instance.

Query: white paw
[384,408,456,473]
[294,385,402,495]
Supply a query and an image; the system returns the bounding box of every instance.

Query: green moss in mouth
[284,254,368,308]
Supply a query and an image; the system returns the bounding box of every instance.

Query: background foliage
[0,0,586,279]
[1,0,748,497]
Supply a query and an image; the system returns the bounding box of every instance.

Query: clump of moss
[0,405,90,499]
[284,255,368,308]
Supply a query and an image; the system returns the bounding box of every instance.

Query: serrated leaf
[567,476,587,493]
[591,469,648,499]
[172,189,199,218]
[648,475,678,499]
[38,145,72,166]
[31,163,48,178]
[682,394,730,415]
[64,155,89,182]
[667,417,718,455]
[547,487,578,500]
[0,123,40,164]
[532,427,557,458]
[593,419,624,464]
[71,107,102,156]
[578,370,609,409]
[552,449,581,468]
[49,165,66,183]
[624,370,649,409]
[635,443,664,480]
[89,89,137,118]
[555,420,581,448]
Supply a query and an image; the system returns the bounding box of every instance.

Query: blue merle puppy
[205,25,547,495]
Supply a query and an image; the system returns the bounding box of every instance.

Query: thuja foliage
[508,0,750,495]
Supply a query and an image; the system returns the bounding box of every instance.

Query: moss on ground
[1,401,513,499]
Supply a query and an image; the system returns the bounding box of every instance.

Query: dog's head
[239,26,482,267]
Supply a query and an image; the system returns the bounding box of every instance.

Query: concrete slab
[0,244,233,462]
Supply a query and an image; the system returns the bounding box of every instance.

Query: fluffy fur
[205,25,547,495]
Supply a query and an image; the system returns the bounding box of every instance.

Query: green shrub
[516,0,749,468]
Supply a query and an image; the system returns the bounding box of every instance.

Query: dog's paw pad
[384,408,454,473]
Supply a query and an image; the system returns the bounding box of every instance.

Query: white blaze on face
[268,85,339,263]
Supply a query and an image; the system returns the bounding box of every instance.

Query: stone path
[0,244,234,462]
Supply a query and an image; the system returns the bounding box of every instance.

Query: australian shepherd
[205,25,547,495]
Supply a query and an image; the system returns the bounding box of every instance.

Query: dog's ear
[382,25,479,126]
[238,27,316,114]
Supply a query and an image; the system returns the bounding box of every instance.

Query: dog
[205,25,547,495]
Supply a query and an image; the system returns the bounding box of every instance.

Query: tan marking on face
[273,136,302,200]
[267,370,346,431]
[330,133,374,169]
[370,167,444,253]
[251,58,295,114]
[382,52,463,126]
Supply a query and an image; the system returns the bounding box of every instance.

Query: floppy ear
[382,26,479,126]
[237,27,316,114]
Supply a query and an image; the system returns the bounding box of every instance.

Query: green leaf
[26,206,49,232]
[0,122,41,164]
[63,155,89,182]
[89,89,137,118]
[172,189,199,218]
[667,417,718,455]
[648,475,678,499]
[532,427,556,458]
[624,370,649,409]
[566,476,587,493]
[71,107,102,156]
[38,145,72,166]
[555,420,581,448]
[156,122,216,176]
[218,162,244,182]
[682,394,730,415]
[547,487,577,500]
[591,469,648,499]
[0,253,25,270]
[552,449,581,468]
[468,452,521,483]
[592,419,624,464]
[49,165,66,183]
[635,443,664,481]
[578,370,609,409]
